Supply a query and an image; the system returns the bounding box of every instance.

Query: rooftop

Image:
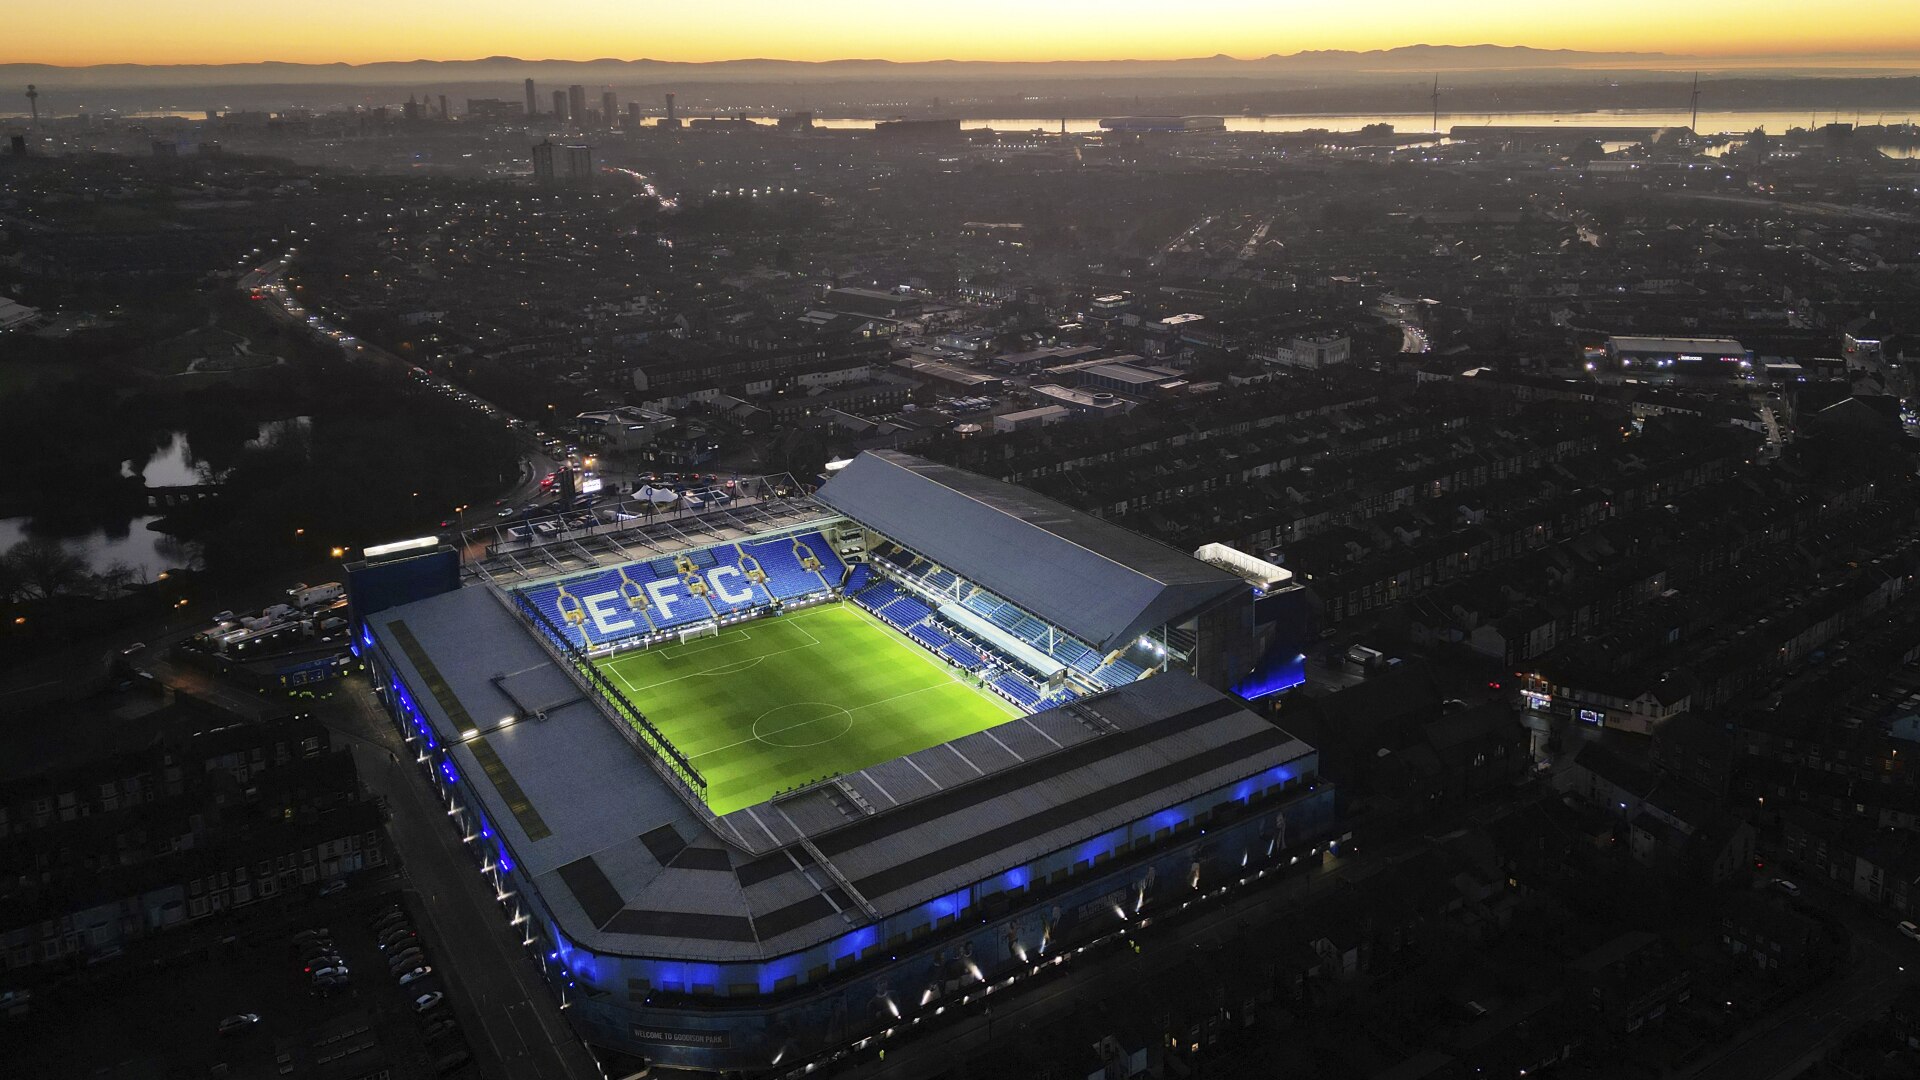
[817,450,1248,650]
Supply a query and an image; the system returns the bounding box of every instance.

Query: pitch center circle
[752,701,854,747]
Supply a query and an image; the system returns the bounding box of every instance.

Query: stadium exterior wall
[364,642,1335,1073]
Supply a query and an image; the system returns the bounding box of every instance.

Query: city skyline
[10,0,1920,67]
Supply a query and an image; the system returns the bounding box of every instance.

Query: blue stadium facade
[353,454,1333,1074]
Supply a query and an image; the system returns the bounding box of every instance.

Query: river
[0,419,310,583]
[674,108,1920,139]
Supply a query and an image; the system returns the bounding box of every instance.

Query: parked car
[318,879,348,897]
[434,1050,472,1075]
[413,992,445,1014]
[218,1013,260,1035]
[292,928,331,943]
[379,928,418,951]
[1770,878,1801,897]
[398,966,433,987]
[309,966,348,981]
[424,1019,459,1043]
[387,948,425,972]
[1899,921,1920,942]
[371,912,408,933]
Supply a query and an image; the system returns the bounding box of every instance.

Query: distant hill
[1,45,1676,89]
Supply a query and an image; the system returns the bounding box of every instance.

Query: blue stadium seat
[796,534,846,582]
[992,675,1041,710]
[741,536,832,602]
[843,563,873,596]
[941,643,982,669]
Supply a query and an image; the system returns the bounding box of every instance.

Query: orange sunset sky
[9,1,1920,67]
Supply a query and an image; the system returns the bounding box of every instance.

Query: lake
[0,418,310,583]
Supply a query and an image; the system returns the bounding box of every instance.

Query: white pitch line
[612,631,821,693]
[841,601,1019,715]
[656,626,753,660]
[689,703,854,760]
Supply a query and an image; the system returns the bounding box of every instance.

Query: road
[321,678,601,1080]
[244,252,558,525]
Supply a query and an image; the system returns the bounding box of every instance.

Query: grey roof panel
[817,451,1246,649]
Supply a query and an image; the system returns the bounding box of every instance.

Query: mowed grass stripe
[594,604,1018,815]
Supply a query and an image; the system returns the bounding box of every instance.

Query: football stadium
[348,450,1333,1073]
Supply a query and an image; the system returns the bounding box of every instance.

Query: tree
[3,539,91,600]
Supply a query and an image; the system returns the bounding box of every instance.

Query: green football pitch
[593,602,1022,815]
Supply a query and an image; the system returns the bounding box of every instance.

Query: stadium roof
[816,451,1246,650]
[366,582,1313,963]
[1606,336,1749,356]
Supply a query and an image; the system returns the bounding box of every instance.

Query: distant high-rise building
[625,102,642,130]
[438,94,450,121]
[403,94,421,122]
[564,143,593,183]
[466,98,524,121]
[601,90,617,130]
[532,139,556,183]
[524,77,537,117]
[568,84,587,128]
[662,91,679,129]
[552,90,568,123]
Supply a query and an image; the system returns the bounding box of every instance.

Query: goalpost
[677,620,721,645]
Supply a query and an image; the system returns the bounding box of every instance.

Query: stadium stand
[741,537,832,602]
[842,562,873,596]
[796,534,847,583]
[518,531,850,650]
[940,642,983,670]
[992,674,1042,710]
